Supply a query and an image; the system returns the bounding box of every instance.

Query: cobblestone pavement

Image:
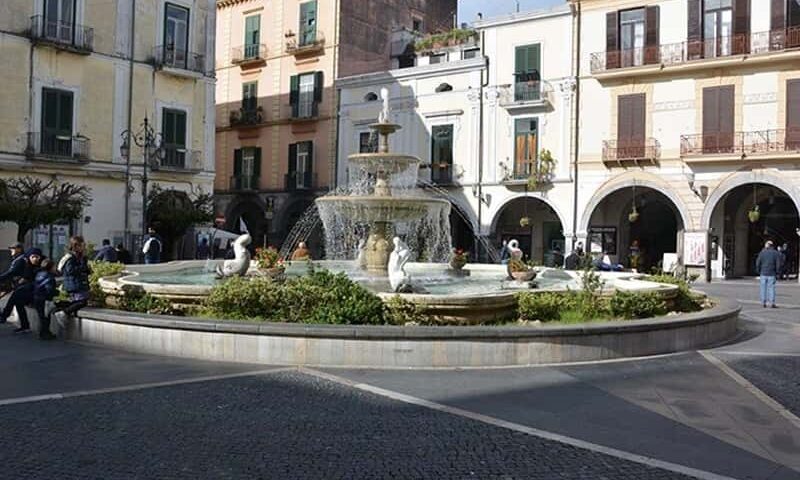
[0,371,694,480]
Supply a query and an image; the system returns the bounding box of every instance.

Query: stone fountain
[316,88,451,276]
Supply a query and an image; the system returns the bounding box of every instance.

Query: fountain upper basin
[347,153,423,175]
[316,195,451,223]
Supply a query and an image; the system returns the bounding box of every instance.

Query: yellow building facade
[0,0,216,258]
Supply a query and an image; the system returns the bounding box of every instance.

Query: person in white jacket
[142,227,163,264]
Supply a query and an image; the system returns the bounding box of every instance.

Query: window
[619,9,645,67]
[462,48,479,60]
[792,0,800,29]
[359,132,377,153]
[617,93,646,158]
[412,17,423,32]
[435,83,453,93]
[164,3,190,69]
[41,87,74,156]
[514,44,541,102]
[162,108,187,168]
[431,125,454,184]
[234,147,261,190]
[514,119,538,178]
[704,0,733,57]
[290,72,323,119]
[589,227,617,256]
[299,1,317,46]
[702,85,735,153]
[364,92,379,102]
[429,53,445,64]
[288,141,313,190]
[244,15,261,59]
[242,82,257,111]
[44,0,76,43]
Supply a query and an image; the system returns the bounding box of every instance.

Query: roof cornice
[216,0,255,9]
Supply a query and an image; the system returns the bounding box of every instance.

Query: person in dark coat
[33,259,58,340]
[756,240,783,308]
[196,238,210,260]
[142,227,163,264]
[93,239,118,263]
[53,236,91,327]
[115,244,132,264]
[550,247,564,269]
[563,243,584,270]
[2,248,45,333]
[0,242,26,296]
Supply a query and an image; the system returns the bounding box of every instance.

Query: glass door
[704,0,733,58]
[619,9,645,67]
[44,0,75,43]
[164,3,189,68]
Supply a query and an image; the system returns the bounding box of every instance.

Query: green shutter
[175,111,186,147]
[163,109,175,144]
[312,71,323,116]
[245,15,260,46]
[288,143,298,173]
[305,141,313,173]
[515,46,526,75]
[515,44,541,76]
[290,75,299,117]
[253,147,261,178]
[42,89,58,130]
[233,149,243,176]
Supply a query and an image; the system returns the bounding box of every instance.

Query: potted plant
[748,205,760,223]
[628,206,640,223]
[519,217,531,228]
[527,149,556,190]
[449,248,468,271]
[254,246,285,278]
[508,258,536,282]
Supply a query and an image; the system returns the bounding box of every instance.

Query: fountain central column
[363,124,398,274]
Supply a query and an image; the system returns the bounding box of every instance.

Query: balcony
[681,129,800,162]
[153,45,205,78]
[285,171,317,191]
[230,175,259,191]
[285,101,320,122]
[590,26,800,79]
[230,107,264,127]
[160,146,202,171]
[501,76,549,111]
[25,132,90,163]
[29,15,93,54]
[285,30,325,56]
[501,162,536,185]
[431,163,454,185]
[602,138,661,166]
[231,44,267,68]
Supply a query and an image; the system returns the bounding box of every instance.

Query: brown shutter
[787,79,800,149]
[733,0,751,54]
[703,87,720,153]
[618,94,646,159]
[771,0,786,50]
[687,0,703,60]
[703,86,735,154]
[606,12,619,69]
[645,6,660,65]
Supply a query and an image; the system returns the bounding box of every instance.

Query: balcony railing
[591,26,800,74]
[230,107,264,127]
[285,100,319,121]
[431,163,453,185]
[30,15,93,53]
[25,132,90,161]
[161,146,201,170]
[602,138,661,164]
[231,44,267,65]
[286,30,325,55]
[513,75,541,102]
[230,175,259,191]
[153,45,205,74]
[285,171,317,191]
[681,129,800,157]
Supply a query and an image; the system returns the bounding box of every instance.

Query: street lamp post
[120,117,163,253]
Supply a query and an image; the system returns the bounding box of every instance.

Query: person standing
[756,241,783,308]
[499,240,510,265]
[93,239,118,263]
[115,243,132,264]
[550,247,564,269]
[2,248,45,333]
[196,238,210,260]
[142,227,162,264]
[33,259,58,340]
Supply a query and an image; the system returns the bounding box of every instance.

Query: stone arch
[489,193,569,236]
[700,170,800,229]
[579,174,691,234]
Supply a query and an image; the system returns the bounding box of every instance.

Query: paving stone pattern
[0,371,694,480]
[721,354,800,418]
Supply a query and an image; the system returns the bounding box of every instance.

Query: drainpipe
[123,0,136,250]
[570,1,582,250]
[476,29,489,262]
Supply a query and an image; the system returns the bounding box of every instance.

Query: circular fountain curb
[68,299,740,368]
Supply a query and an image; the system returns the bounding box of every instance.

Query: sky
[458,0,563,24]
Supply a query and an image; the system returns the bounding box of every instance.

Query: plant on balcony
[414,28,477,53]
[748,205,760,223]
[527,149,556,190]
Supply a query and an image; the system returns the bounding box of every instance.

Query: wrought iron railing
[161,146,201,169]
[285,171,317,191]
[231,43,267,64]
[286,100,319,120]
[602,138,661,163]
[30,15,93,52]
[230,107,264,127]
[153,45,205,74]
[230,175,259,191]
[26,132,90,161]
[286,30,325,54]
[591,26,800,74]
[513,75,541,102]
[681,129,800,156]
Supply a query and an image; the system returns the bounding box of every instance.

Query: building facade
[576,0,800,279]
[337,7,576,265]
[0,0,217,258]
[214,0,456,253]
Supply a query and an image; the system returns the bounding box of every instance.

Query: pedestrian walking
[2,248,45,333]
[142,227,163,264]
[33,259,58,340]
[93,239,118,263]
[196,238,210,260]
[499,240,510,265]
[755,240,783,308]
[53,236,91,328]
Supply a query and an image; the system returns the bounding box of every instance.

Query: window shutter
[529,44,541,80]
[175,111,186,147]
[253,147,261,180]
[58,91,73,133]
[645,6,660,65]
[703,87,720,136]
[305,141,314,173]
[719,86,735,136]
[290,75,299,117]
[514,45,526,75]
[42,89,58,130]
[605,12,619,69]
[687,0,703,59]
[787,79,800,148]
[163,109,175,144]
[631,94,646,142]
[313,71,323,117]
[288,143,298,173]
[733,0,751,54]
[771,0,786,50]
[233,149,243,176]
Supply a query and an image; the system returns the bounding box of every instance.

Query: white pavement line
[0,367,295,407]
[736,299,800,309]
[300,368,738,480]
[715,351,800,358]
[699,351,800,431]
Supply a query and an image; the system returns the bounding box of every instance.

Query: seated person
[33,259,58,340]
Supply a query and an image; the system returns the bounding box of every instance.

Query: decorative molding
[743,92,777,105]
[423,110,464,119]
[653,100,694,112]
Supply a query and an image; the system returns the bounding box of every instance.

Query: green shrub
[88,261,126,307]
[384,295,432,325]
[517,292,576,322]
[645,274,703,313]
[204,276,282,321]
[118,285,181,316]
[608,291,667,319]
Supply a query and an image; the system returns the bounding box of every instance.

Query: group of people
[0,236,91,340]
[91,227,163,265]
[499,240,619,272]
